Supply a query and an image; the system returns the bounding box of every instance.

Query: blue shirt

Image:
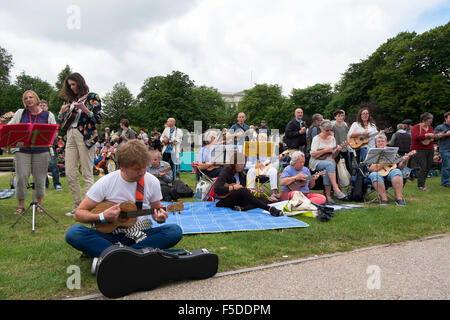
[435,122,450,152]
[280,165,311,193]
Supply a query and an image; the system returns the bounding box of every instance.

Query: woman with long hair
[347,106,379,163]
[58,72,102,216]
[8,90,56,214]
[214,151,282,216]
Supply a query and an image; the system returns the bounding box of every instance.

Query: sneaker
[325,199,336,205]
[334,192,346,200]
[91,257,99,275]
[65,204,78,217]
[380,200,389,206]
[395,199,406,206]
[232,205,243,211]
[55,185,62,191]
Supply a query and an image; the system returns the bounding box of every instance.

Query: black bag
[96,244,219,298]
[160,183,179,201]
[173,179,194,198]
[312,203,334,222]
[347,168,366,201]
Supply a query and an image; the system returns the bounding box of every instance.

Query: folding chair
[363,167,420,204]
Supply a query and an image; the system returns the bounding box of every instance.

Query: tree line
[1,22,448,135]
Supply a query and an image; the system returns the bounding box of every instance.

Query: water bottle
[193,187,202,201]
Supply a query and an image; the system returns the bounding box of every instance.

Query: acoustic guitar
[92,201,184,234]
[60,94,89,131]
[316,141,349,160]
[376,150,416,177]
[348,128,393,149]
[287,171,325,191]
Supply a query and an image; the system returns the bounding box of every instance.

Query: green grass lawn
[0,170,449,299]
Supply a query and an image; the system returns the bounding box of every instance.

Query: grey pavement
[83,233,450,300]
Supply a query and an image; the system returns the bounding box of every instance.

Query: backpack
[173,179,194,198]
[346,168,366,202]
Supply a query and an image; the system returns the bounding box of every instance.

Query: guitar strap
[136,175,145,210]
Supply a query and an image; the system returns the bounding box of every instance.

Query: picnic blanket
[0,189,14,199]
[153,201,309,234]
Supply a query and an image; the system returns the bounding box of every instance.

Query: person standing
[258,120,271,136]
[410,112,435,191]
[39,100,63,191]
[229,112,250,146]
[284,108,307,155]
[332,109,352,172]
[7,91,56,214]
[58,72,103,216]
[435,111,450,188]
[347,106,379,164]
[160,118,183,179]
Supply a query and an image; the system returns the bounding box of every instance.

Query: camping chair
[363,167,420,204]
[191,161,214,183]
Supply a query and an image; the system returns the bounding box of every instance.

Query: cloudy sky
[1,0,449,98]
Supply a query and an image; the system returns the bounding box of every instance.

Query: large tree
[290,83,334,120]
[238,83,286,129]
[136,70,204,132]
[327,22,450,125]
[102,81,137,130]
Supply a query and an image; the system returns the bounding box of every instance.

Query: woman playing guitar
[280,151,326,204]
[347,106,380,163]
[410,112,435,191]
[309,120,347,205]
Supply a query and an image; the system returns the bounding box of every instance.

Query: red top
[410,124,434,150]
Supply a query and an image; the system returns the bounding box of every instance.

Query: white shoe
[65,205,78,217]
[91,257,99,275]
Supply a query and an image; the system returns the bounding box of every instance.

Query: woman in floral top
[58,72,103,216]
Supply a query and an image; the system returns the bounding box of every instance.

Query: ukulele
[316,141,349,160]
[60,94,89,131]
[92,201,184,234]
[348,128,393,149]
[376,150,416,176]
[287,171,325,191]
[420,134,437,146]
[0,111,14,124]
[152,166,172,177]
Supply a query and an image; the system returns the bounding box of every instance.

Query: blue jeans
[315,160,336,186]
[49,154,61,188]
[441,150,450,186]
[368,168,403,184]
[66,223,183,257]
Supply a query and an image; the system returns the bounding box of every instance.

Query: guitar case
[96,244,219,298]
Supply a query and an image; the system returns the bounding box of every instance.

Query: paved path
[86,233,449,300]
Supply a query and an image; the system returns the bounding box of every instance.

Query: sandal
[418,187,430,192]
[13,208,25,215]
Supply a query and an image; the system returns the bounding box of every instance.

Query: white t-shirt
[309,135,337,171]
[86,170,162,222]
[347,122,378,149]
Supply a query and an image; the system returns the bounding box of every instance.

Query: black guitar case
[96,244,219,298]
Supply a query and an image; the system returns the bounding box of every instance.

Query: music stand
[0,123,59,232]
[244,141,276,197]
[362,147,398,204]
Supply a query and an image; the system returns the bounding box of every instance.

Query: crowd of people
[1,72,449,271]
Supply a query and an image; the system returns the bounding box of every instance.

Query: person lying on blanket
[214,150,283,217]
[279,151,326,205]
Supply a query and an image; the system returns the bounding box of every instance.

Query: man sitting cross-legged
[65,140,183,267]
